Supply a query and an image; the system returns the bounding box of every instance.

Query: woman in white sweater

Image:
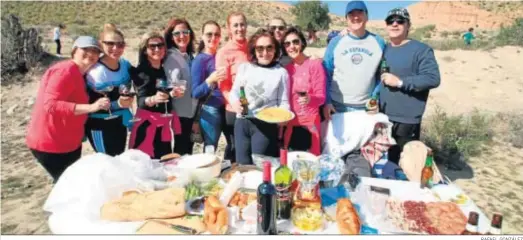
[229,29,290,165]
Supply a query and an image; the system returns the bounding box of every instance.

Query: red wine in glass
[98,86,118,120]
[119,83,141,122]
[156,79,173,117]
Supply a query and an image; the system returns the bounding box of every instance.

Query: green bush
[410,24,436,41]
[67,24,101,40]
[422,107,493,163]
[494,18,523,46]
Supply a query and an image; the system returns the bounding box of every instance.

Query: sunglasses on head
[283,39,300,48]
[255,45,275,53]
[147,42,165,50]
[270,25,286,31]
[205,32,221,38]
[386,17,407,25]
[172,30,191,37]
[102,41,125,48]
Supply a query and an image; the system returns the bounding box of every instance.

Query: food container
[291,207,324,232]
[252,154,280,169]
[288,151,319,172]
[164,154,222,183]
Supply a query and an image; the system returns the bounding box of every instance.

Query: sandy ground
[1,45,522,234]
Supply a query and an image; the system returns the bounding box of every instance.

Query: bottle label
[257,203,263,224]
[465,223,478,233]
[489,227,501,234]
[275,185,290,201]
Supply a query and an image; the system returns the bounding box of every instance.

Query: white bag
[43,150,164,234]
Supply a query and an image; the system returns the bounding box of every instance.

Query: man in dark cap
[379,7,441,164]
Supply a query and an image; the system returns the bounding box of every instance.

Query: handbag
[190,87,214,143]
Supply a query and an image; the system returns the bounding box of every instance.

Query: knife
[151,220,198,234]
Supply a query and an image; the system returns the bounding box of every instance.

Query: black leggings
[235,118,279,165]
[174,117,195,155]
[85,116,127,157]
[31,147,82,183]
[224,111,236,162]
[55,39,61,55]
[388,121,421,164]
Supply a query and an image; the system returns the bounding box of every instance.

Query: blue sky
[281,1,418,20]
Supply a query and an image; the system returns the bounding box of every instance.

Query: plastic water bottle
[372,152,388,178]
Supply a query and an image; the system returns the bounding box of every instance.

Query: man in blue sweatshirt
[322,0,386,120]
[379,8,441,164]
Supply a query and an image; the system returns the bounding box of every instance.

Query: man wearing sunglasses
[379,8,441,164]
[323,0,386,119]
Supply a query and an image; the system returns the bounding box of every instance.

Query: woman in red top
[281,27,326,155]
[215,12,249,163]
[26,36,110,182]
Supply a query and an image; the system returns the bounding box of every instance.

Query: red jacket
[26,60,89,153]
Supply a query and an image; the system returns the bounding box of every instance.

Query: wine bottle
[275,148,292,220]
[257,161,277,235]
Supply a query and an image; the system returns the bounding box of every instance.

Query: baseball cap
[385,7,411,21]
[72,36,101,51]
[345,0,368,16]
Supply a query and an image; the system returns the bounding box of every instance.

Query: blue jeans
[332,101,366,113]
[199,105,223,150]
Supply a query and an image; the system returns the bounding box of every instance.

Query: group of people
[26,0,440,183]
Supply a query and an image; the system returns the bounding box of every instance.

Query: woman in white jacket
[163,18,199,155]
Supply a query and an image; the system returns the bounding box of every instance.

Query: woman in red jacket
[26,36,110,182]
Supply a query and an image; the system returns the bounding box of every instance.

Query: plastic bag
[43,150,166,234]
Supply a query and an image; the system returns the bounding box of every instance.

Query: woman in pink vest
[282,27,326,155]
[215,12,249,163]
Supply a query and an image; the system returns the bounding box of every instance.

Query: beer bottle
[420,150,434,189]
[462,211,479,235]
[380,58,390,75]
[239,86,249,116]
[487,213,503,235]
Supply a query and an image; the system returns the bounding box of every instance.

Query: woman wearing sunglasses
[281,27,326,156]
[230,29,290,165]
[26,36,106,182]
[191,21,227,152]
[268,17,292,67]
[216,12,250,163]
[163,18,198,155]
[84,24,134,156]
[129,32,182,159]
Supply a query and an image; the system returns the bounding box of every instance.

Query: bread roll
[336,198,361,235]
[204,196,229,234]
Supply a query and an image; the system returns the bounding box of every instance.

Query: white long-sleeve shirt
[229,62,290,118]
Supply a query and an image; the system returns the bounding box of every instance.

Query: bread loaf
[336,198,361,235]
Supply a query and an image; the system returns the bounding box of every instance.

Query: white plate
[176,154,217,169]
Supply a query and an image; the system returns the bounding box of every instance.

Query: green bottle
[274,148,292,220]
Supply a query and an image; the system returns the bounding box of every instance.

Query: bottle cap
[263,161,271,182]
[280,148,287,166]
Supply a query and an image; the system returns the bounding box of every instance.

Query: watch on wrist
[398,80,404,88]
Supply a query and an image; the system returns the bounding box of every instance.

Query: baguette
[336,198,361,235]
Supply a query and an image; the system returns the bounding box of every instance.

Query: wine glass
[173,79,187,98]
[119,83,141,122]
[98,86,118,120]
[294,75,309,115]
[155,78,174,117]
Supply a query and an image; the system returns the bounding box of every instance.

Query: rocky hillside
[407,0,523,31]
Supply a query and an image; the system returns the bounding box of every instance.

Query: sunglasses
[386,17,407,25]
[232,23,246,28]
[255,45,275,53]
[102,41,125,48]
[204,32,221,38]
[283,39,300,48]
[172,30,191,37]
[147,43,165,50]
[270,25,286,31]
